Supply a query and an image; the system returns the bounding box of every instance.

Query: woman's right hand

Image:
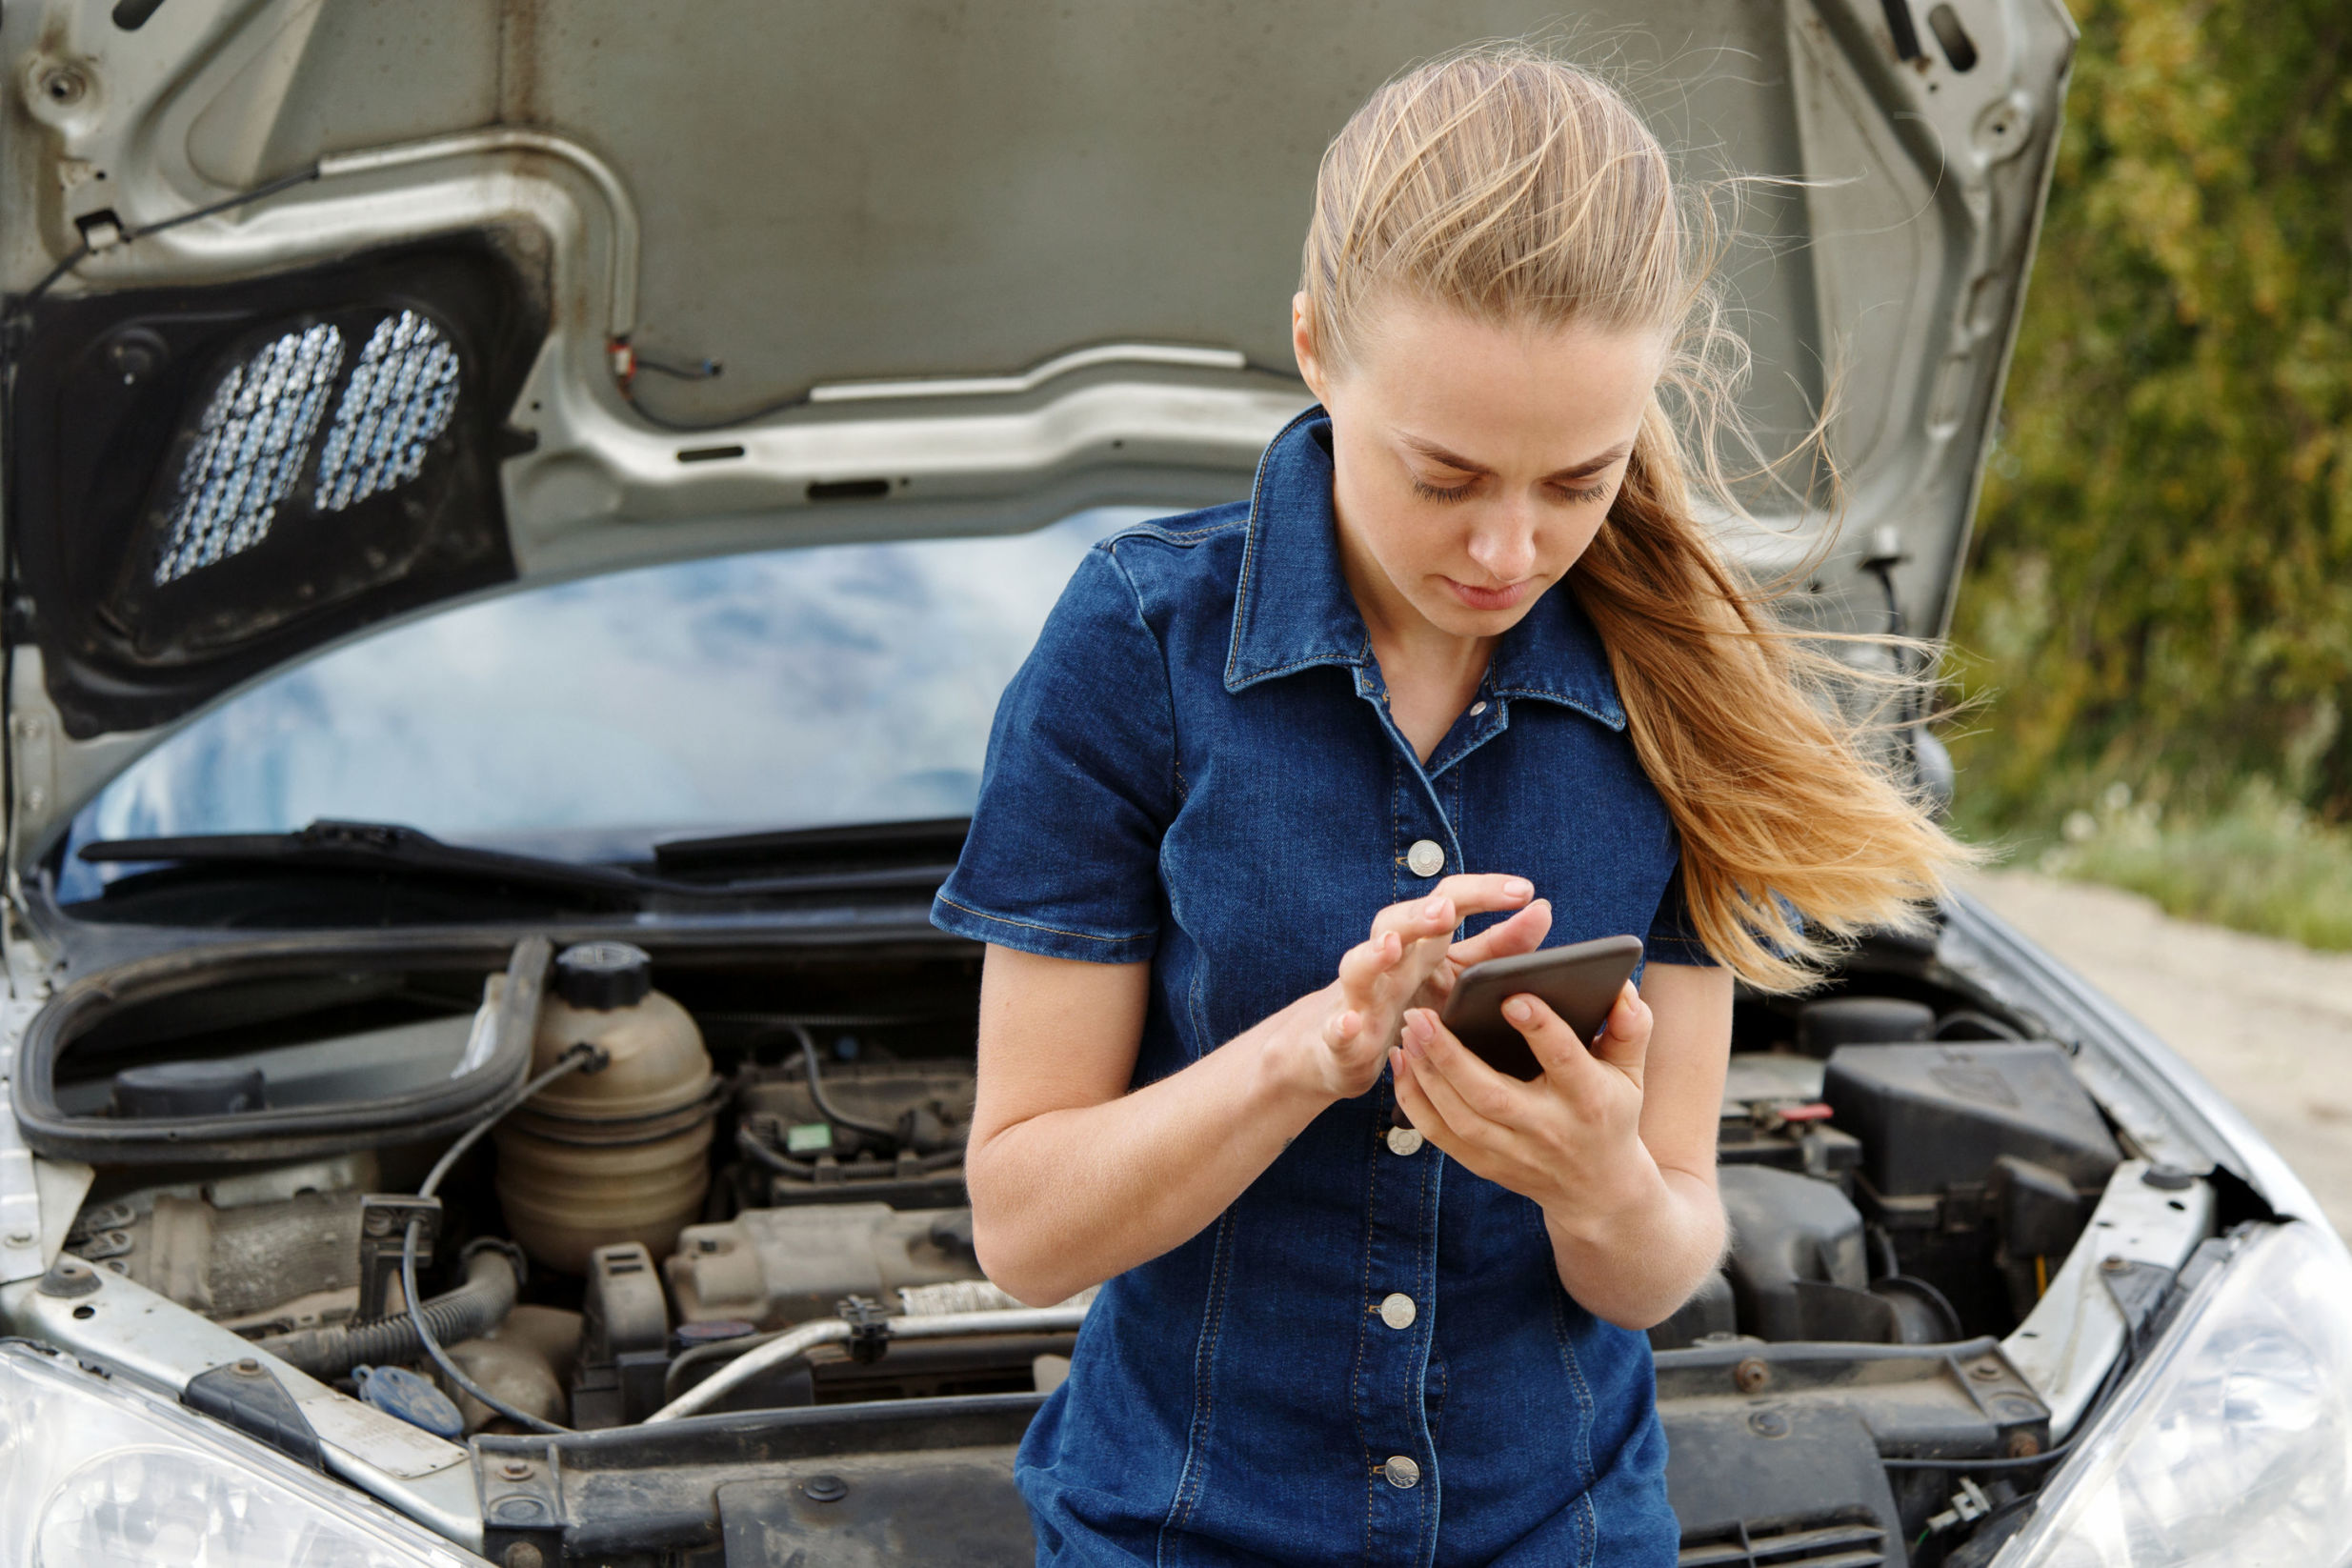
[1282,874,1544,1100]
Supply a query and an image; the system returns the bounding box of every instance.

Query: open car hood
[0,0,2072,870]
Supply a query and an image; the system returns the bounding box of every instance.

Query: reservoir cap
[352,1364,464,1439]
[553,941,653,1011]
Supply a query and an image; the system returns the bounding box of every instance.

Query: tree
[1952,0,2352,828]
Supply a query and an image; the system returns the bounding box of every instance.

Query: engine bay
[5,930,2233,1566]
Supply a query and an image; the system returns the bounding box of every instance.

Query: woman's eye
[1410,475,1478,504]
[1556,480,1610,505]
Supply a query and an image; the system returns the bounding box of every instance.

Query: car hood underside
[0,0,2071,872]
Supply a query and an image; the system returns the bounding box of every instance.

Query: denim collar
[1222,407,1627,733]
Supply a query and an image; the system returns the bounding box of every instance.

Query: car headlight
[0,1344,484,1567]
[1997,1220,2352,1568]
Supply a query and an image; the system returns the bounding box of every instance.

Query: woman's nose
[1466,506,1539,582]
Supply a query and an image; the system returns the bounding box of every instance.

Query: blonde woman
[932,44,1961,1566]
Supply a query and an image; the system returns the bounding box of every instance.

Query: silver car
[0,2,2344,1565]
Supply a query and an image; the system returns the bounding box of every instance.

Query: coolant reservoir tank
[494,942,717,1274]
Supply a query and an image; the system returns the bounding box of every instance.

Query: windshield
[57,507,1159,902]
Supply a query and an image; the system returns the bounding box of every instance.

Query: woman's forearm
[968,991,1336,1305]
[1542,1163,1726,1332]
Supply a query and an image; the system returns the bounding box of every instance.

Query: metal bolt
[1969,1361,2003,1381]
[499,1459,533,1481]
[802,1474,848,1503]
[363,1213,392,1236]
[1747,1410,1790,1438]
[38,66,89,106]
[107,339,157,384]
[1733,1357,1770,1395]
[501,1546,544,1568]
[2101,1255,2129,1274]
[232,1357,263,1377]
[4,1231,33,1249]
[2004,1430,2042,1458]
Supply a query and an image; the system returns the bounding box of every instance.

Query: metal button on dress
[1469,700,1488,715]
[1385,1125,1424,1156]
[1405,839,1445,877]
[1378,1293,1417,1330]
[1383,1455,1421,1489]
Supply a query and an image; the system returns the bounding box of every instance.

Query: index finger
[1428,873,1536,920]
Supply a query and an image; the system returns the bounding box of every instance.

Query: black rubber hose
[400,1044,603,1436]
[259,1247,519,1377]
[662,1325,784,1399]
[794,1025,898,1140]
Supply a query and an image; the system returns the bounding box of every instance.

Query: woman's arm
[964,950,1326,1305]
[1391,961,1733,1331]
[966,875,1549,1306]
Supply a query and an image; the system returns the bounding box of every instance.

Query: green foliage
[1949,0,2352,831]
[2028,779,2352,951]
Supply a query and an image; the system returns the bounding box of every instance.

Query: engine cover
[667,1203,982,1328]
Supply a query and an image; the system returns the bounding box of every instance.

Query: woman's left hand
[1389,982,1658,1220]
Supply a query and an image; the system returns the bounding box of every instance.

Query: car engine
[11,931,2228,1566]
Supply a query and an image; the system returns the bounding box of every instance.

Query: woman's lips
[1442,576,1535,613]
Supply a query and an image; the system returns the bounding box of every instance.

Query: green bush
[2020,780,2352,951]
[1949,0,2352,837]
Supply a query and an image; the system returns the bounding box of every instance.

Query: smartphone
[1437,935,1643,1080]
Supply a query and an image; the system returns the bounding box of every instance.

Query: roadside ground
[1960,869,2352,1241]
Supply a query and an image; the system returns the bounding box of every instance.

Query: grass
[2010,781,2352,953]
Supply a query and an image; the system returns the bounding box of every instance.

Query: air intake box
[1822,1042,2121,1197]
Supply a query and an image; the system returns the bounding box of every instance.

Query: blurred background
[1946,0,2352,1231]
[1948,0,2350,947]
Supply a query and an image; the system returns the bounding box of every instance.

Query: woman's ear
[1291,292,1329,403]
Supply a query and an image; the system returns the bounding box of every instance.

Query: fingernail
[1336,1010,1359,1038]
[1503,996,1534,1023]
[1402,1015,1430,1055]
[1423,896,1448,918]
[1504,878,1533,899]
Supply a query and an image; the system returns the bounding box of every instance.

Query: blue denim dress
[933,409,1705,1566]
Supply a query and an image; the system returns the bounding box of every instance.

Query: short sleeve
[1643,857,1719,969]
[931,545,1176,963]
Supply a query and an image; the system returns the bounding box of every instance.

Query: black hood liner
[6,235,548,738]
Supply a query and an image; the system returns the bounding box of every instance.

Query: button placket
[1355,1086,1441,1563]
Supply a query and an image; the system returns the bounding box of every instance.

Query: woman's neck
[1337,525,1496,763]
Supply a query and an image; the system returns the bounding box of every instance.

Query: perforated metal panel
[152,324,346,585]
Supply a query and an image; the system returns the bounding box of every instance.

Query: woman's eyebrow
[1398,433,1633,482]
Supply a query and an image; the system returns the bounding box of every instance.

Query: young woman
[931,45,1962,1566]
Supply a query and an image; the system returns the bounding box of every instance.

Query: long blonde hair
[1301,44,1972,992]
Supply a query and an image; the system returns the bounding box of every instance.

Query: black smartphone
[1437,935,1643,1080]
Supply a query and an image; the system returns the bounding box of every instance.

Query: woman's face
[1294,292,1666,639]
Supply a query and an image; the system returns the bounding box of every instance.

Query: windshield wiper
[77,820,656,907]
[76,816,969,907]
[653,816,967,877]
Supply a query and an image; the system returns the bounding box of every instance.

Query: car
[2,2,2346,1565]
